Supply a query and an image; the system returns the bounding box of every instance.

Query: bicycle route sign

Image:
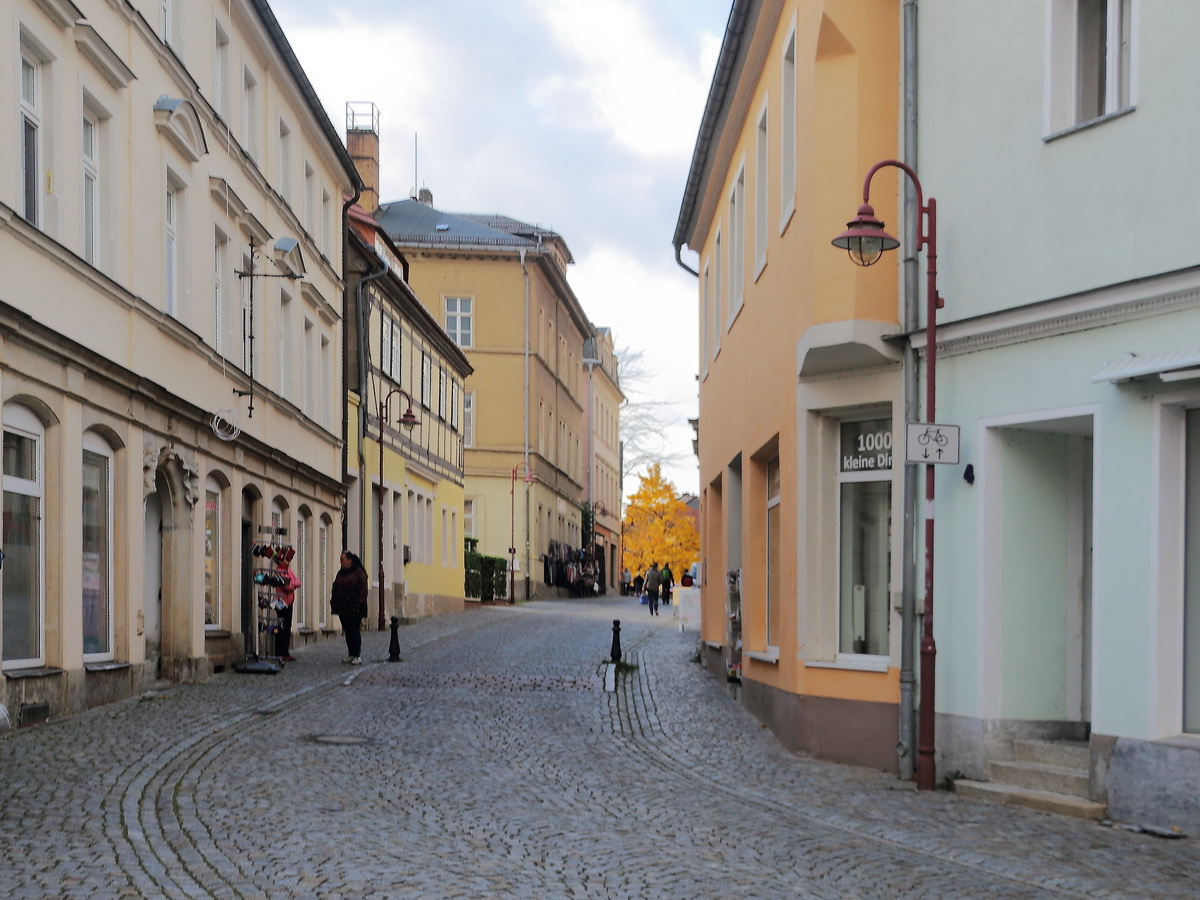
[905,422,960,465]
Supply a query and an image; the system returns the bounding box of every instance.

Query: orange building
[674,0,904,771]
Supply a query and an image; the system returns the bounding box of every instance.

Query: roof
[375,200,573,262]
[672,0,756,258]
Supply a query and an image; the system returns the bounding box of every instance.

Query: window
[441,508,448,566]
[213,22,229,117]
[277,119,291,202]
[464,391,475,447]
[780,27,797,228]
[165,179,179,316]
[420,353,432,407]
[438,367,447,420]
[728,169,745,321]
[279,290,293,398]
[204,477,222,628]
[837,419,893,658]
[1048,0,1134,133]
[3,405,44,667]
[240,250,253,371]
[380,310,394,375]
[320,335,331,428]
[304,319,315,415]
[304,162,315,233]
[449,381,460,431]
[321,189,331,253]
[446,297,473,347]
[20,52,41,226]
[83,110,99,265]
[464,498,476,537]
[702,264,711,374]
[295,515,307,629]
[754,105,768,276]
[82,437,114,659]
[391,320,403,381]
[766,455,781,649]
[318,522,329,627]
[213,229,227,351]
[713,230,723,354]
[242,67,257,159]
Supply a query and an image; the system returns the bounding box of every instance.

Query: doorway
[143,490,163,679]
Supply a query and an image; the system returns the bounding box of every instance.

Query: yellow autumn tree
[622,464,699,580]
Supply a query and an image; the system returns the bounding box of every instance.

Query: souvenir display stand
[234,526,293,675]
[726,569,742,684]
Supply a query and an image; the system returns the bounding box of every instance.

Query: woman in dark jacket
[330,551,369,664]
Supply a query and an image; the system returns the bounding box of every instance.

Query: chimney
[345,101,380,214]
[417,187,434,206]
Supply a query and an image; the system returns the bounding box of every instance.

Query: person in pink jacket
[274,556,301,661]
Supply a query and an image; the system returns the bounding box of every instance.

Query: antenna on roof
[410,133,419,201]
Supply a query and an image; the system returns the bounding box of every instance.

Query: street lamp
[378,387,419,631]
[833,159,943,791]
[510,462,536,604]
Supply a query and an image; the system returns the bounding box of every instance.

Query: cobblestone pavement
[2,596,1199,899]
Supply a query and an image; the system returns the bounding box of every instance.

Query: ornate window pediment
[154,96,208,163]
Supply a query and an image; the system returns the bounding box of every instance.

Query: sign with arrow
[905,423,960,465]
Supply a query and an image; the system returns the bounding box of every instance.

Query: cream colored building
[584,327,624,591]
[0,0,359,724]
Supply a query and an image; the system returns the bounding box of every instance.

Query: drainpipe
[521,249,532,600]
[340,187,362,549]
[354,259,389,568]
[899,0,920,781]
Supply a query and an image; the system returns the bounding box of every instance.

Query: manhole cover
[312,734,371,745]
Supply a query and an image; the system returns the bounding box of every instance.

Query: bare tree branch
[617,344,689,488]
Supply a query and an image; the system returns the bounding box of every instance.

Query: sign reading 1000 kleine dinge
[840,419,893,472]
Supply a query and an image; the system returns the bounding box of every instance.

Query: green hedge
[464,538,508,601]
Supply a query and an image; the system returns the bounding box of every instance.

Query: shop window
[204,476,223,628]
[837,418,893,658]
[3,404,45,667]
[82,434,114,659]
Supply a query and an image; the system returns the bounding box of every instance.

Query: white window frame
[82,109,99,265]
[754,101,769,280]
[3,404,46,669]
[82,434,115,662]
[728,165,746,325]
[213,20,229,118]
[240,249,253,372]
[277,118,291,202]
[765,454,781,652]
[445,296,473,348]
[701,263,711,377]
[165,177,179,316]
[213,228,227,352]
[712,228,723,357]
[279,288,293,399]
[242,66,257,160]
[464,498,476,538]
[1045,0,1136,136]
[464,391,475,447]
[780,21,797,232]
[420,353,433,408]
[295,515,308,629]
[20,49,42,227]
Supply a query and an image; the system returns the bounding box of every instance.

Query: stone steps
[954,738,1106,821]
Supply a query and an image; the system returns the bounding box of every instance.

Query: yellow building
[345,109,471,622]
[375,195,597,600]
[674,0,903,771]
[584,328,624,591]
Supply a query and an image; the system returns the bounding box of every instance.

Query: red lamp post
[833,159,943,791]
[510,462,536,603]
[378,387,419,631]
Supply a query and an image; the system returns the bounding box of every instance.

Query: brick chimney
[345,101,380,214]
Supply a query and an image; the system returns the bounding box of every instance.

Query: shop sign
[840,418,893,472]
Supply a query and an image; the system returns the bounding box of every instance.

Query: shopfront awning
[1091,350,1200,384]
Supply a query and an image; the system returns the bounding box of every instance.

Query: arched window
[82,431,115,660]
[3,404,45,667]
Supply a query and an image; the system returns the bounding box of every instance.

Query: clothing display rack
[234,525,292,675]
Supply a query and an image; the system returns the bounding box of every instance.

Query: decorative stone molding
[153,97,208,163]
[32,0,81,29]
[143,441,201,507]
[75,24,135,88]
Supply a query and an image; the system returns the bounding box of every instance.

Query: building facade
[915,0,1200,829]
[343,131,472,621]
[0,0,359,724]
[675,0,904,771]
[584,327,624,592]
[374,195,600,600]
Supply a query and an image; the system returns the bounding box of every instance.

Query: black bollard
[388,615,402,662]
[610,619,622,663]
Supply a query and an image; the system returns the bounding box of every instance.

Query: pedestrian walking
[273,556,301,661]
[620,567,632,596]
[644,562,661,616]
[330,550,369,665]
[660,562,674,609]
[632,571,644,599]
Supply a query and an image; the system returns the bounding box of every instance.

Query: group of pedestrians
[268,548,371,666]
[620,562,674,616]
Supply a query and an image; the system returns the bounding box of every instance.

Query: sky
[270,0,730,497]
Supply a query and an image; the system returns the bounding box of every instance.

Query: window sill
[806,655,889,674]
[1043,106,1135,143]
[753,254,767,284]
[84,661,131,673]
[746,648,779,664]
[3,666,65,680]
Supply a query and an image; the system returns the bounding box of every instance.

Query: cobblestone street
[2,596,1198,899]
